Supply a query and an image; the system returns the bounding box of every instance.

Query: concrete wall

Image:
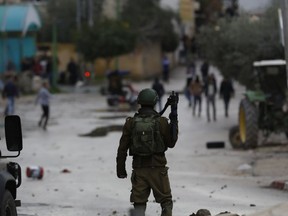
[37,43,78,73]
[38,42,175,81]
[94,43,176,80]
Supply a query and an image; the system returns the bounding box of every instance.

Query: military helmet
[137,88,159,106]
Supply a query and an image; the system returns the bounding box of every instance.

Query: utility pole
[88,0,94,27]
[76,0,81,30]
[283,1,288,59]
[52,21,58,90]
[115,0,120,69]
[281,0,288,88]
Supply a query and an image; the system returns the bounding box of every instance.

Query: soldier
[116,88,178,216]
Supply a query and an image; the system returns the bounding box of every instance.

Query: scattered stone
[215,211,239,216]
[250,204,256,207]
[61,168,71,173]
[190,210,240,216]
[237,164,252,171]
[221,185,227,190]
[190,209,211,216]
[270,180,288,190]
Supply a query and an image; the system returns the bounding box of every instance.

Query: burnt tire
[239,98,258,149]
[0,190,17,216]
[229,125,242,149]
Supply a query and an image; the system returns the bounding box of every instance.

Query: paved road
[11,63,288,216]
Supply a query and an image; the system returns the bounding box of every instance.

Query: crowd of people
[20,56,53,82]
[0,56,54,130]
[20,56,81,86]
[183,60,235,122]
[151,59,235,121]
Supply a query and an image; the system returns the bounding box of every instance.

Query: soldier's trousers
[130,167,173,216]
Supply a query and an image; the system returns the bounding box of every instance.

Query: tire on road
[0,190,17,216]
[229,125,243,149]
[239,98,258,149]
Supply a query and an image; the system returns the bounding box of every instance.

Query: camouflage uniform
[117,107,178,216]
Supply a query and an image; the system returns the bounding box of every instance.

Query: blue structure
[0,4,41,73]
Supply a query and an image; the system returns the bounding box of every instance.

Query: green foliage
[38,0,179,62]
[161,27,179,52]
[76,20,137,61]
[37,0,76,42]
[37,0,104,42]
[196,5,284,88]
[121,0,179,52]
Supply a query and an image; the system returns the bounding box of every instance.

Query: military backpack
[129,114,166,156]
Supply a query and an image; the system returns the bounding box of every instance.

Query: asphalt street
[4,62,287,216]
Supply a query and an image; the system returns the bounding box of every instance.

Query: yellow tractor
[229,60,288,149]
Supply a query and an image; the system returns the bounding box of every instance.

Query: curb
[270,180,288,190]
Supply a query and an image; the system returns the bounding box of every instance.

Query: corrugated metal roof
[0,4,41,35]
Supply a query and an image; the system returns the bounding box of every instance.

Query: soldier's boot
[161,201,173,216]
[133,203,146,216]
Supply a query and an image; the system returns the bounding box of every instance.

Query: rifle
[159,91,179,116]
[159,91,179,142]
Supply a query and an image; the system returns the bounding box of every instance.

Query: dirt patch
[95,107,133,112]
[99,115,128,120]
[79,125,123,137]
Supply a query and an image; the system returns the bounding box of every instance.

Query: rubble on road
[189,209,240,216]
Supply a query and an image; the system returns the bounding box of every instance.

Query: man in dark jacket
[204,73,217,122]
[152,77,165,112]
[67,58,79,85]
[117,88,178,216]
[220,77,234,117]
[2,75,19,116]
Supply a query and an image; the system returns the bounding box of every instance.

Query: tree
[37,0,178,69]
[37,0,104,42]
[195,0,223,30]
[196,5,284,87]
[121,0,179,52]
[76,0,179,66]
[76,19,136,66]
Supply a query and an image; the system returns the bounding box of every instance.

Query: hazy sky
[160,0,179,11]
[160,0,272,12]
[238,0,271,12]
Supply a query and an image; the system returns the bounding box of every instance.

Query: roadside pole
[76,0,81,31]
[52,22,58,90]
[115,0,120,70]
[282,0,288,88]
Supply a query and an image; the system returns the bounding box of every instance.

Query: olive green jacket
[116,107,178,176]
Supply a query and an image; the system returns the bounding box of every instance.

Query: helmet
[137,88,158,106]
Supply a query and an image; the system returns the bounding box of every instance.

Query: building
[0,4,41,73]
